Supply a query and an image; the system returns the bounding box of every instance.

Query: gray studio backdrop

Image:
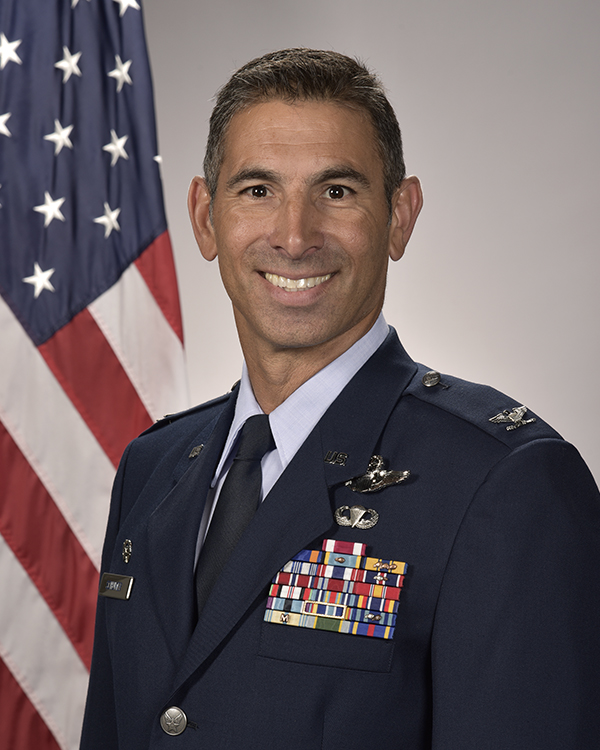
[143,0,599,481]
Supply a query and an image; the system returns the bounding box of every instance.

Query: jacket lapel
[173,329,417,688]
[145,393,237,642]
[174,427,332,686]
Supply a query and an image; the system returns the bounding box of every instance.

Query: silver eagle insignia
[489,405,536,431]
[344,455,410,493]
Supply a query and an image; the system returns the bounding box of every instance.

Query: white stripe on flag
[0,295,114,566]
[0,537,89,750]
[89,262,189,422]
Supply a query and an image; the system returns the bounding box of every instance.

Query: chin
[260,323,330,350]
[264,318,357,353]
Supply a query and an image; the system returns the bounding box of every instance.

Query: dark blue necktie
[195,414,275,618]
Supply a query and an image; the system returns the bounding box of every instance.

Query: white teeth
[264,273,331,292]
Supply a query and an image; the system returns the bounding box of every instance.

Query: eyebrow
[226,168,280,191]
[225,165,372,192]
[313,166,371,190]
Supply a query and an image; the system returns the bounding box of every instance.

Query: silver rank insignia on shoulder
[489,405,536,431]
[335,505,379,529]
[122,539,132,563]
[345,455,410,493]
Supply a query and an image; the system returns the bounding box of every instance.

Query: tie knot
[235,414,275,462]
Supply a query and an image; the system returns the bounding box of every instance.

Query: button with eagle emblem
[160,707,187,736]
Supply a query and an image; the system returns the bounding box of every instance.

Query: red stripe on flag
[135,231,184,343]
[0,658,61,750]
[38,308,153,468]
[0,422,98,668]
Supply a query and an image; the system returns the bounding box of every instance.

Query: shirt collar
[212,313,389,484]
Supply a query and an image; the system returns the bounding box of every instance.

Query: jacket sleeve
[431,438,600,749]
[79,442,133,750]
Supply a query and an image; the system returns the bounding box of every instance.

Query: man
[81,49,600,749]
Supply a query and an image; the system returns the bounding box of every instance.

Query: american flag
[0,1,188,748]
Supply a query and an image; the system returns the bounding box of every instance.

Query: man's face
[190,99,419,360]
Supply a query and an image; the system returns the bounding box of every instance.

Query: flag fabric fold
[0,1,188,747]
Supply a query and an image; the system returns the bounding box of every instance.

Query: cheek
[213,217,254,271]
[346,230,390,276]
[215,223,271,277]
[333,211,388,250]
[216,252,246,304]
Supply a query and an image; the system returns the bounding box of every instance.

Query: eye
[326,185,350,200]
[246,185,269,198]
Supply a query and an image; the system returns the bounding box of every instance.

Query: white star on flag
[0,112,11,137]
[55,46,82,83]
[103,129,129,166]
[44,120,74,155]
[0,33,22,70]
[93,202,121,238]
[33,192,66,227]
[71,0,91,7]
[108,54,132,92]
[113,0,141,17]
[22,262,56,298]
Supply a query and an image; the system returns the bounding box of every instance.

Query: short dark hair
[203,48,406,208]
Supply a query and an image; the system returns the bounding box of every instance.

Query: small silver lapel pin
[335,505,379,529]
[345,455,410,493]
[122,539,132,563]
[489,405,536,431]
[188,444,204,459]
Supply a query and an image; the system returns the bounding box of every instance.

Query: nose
[268,196,324,259]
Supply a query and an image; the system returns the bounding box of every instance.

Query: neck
[240,315,380,413]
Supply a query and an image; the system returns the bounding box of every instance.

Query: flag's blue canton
[0,0,167,345]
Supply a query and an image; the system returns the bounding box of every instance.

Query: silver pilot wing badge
[345,455,410,494]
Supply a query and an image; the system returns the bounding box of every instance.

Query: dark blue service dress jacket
[80,330,600,749]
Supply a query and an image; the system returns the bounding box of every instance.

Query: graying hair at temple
[203,48,406,209]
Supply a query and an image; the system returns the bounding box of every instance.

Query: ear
[187,176,218,261]
[388,176,423,262]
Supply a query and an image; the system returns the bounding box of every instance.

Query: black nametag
[98,572,134,600]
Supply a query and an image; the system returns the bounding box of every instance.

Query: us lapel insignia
[324,450,348,466]
[335,505,379,529]
[345,455,410,493]
[264,539,408,640]
[489,405,536,431]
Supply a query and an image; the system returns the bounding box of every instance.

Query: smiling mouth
[264,272,332,292]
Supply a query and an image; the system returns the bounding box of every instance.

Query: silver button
[422,370,441,387]
[160,707,187,736]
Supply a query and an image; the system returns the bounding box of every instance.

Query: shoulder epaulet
[404,363,562,447]
[141,390,233,436]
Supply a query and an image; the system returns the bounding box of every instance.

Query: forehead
[218,99,383,180]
